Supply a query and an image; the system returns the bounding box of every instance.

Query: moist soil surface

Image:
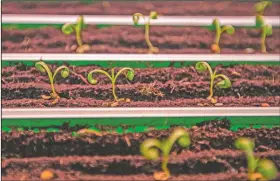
[2,1,280,16]
[2,120,280,158]
[2,120,280,181]
[2,64,280,107]
[2,26,280,54]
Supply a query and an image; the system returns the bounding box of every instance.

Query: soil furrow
[2,124,279,158]
[2,172,250,181]
[2,150,280,176]
[2,79,280,102]
[2,1,280,16]
[2,26,280,54]
[3,96,280,107]
[2,65,280,85]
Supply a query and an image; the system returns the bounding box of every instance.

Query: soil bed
[2,121,280,158]
[2,26,280,54]
[2,150,280,181]
[2,120,280,181]
[2,64,280,107]
[2,1,280,16]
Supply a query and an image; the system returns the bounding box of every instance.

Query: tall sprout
[254,1,273,53]
[140,128,190,181]
[35,61,70,104]
[62,15,91,53]
[195,62,231,103]
[132,11,159,54]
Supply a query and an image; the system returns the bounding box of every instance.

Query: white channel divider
[2,107,280,119]
[2,53,280,62]
[2,15,280,27]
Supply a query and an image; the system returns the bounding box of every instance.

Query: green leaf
[257,159,278,180]
[60,68,70,78]
[35,62,46,73]
[87,73,98,85]
[178,135,190,148]
[140,139,162,160]
[62,23,75,35]
[225,26,235,35]
[127,70,134,81]
[132,14,140,25]
[216,77,231,89]
[265,24,273,36]
[149,11,158,19]
[195,62,208,72]
[254,1,272,14]
[234,137,255,151]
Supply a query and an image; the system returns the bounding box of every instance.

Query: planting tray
[2,1,280,180]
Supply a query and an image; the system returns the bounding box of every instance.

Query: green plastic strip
[2,116,279,129]
[2,61,279,69]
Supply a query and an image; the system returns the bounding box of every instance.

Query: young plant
[140,128,190,181]
[132,11,159,54]
[211,18,235,53]
[195,61,231,103]
[62,15,91,53]
[235,137,278,181]
[35,61,70,104]
[87,67,134,106]
[254,1,273,53]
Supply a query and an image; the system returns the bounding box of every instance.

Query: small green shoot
[62,15,91,53]
[88,68,135,106]
[140,128,190,181]
[254,1,273,53]
[235,137,278,181]
[35,61,70,104]
[132,11,159,54]
[211,18,235,53]
[195,62,231,103]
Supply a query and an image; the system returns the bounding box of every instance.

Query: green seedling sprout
[140,128,190,181]
[235,137,278,181]
[132,11,159,54]
[62,15,91,53]
[211,18,235,53]
[35,61,70,104]
[254,1,273,53]
[87,68,134,106]
[195,61,231,103]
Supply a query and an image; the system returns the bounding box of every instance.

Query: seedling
[132,11,159,54]
[87,68,134,106]
[195,62,231,103]
[235,137,278,181]
[140,128,190,181]
[35,61,70,104]
[62,15,91,53]
[254,1,273,53]
[211,18,235,53]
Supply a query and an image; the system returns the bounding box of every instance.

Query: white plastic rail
[2,107,280,119]
[2,53,280,62]
[2,15,280,26]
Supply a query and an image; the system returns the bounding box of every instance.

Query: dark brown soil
[2,26,280,54]
[2,122,280,158]
[2,1,280,16]
[2,64,280,107]
[2,172,249,181]
[2,150,280,181]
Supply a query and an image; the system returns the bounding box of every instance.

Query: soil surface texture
[2,64,280,107]
[2,120,280,181]
[2,1,280,16]
[2,26,280,54]
[2,120,280,158]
